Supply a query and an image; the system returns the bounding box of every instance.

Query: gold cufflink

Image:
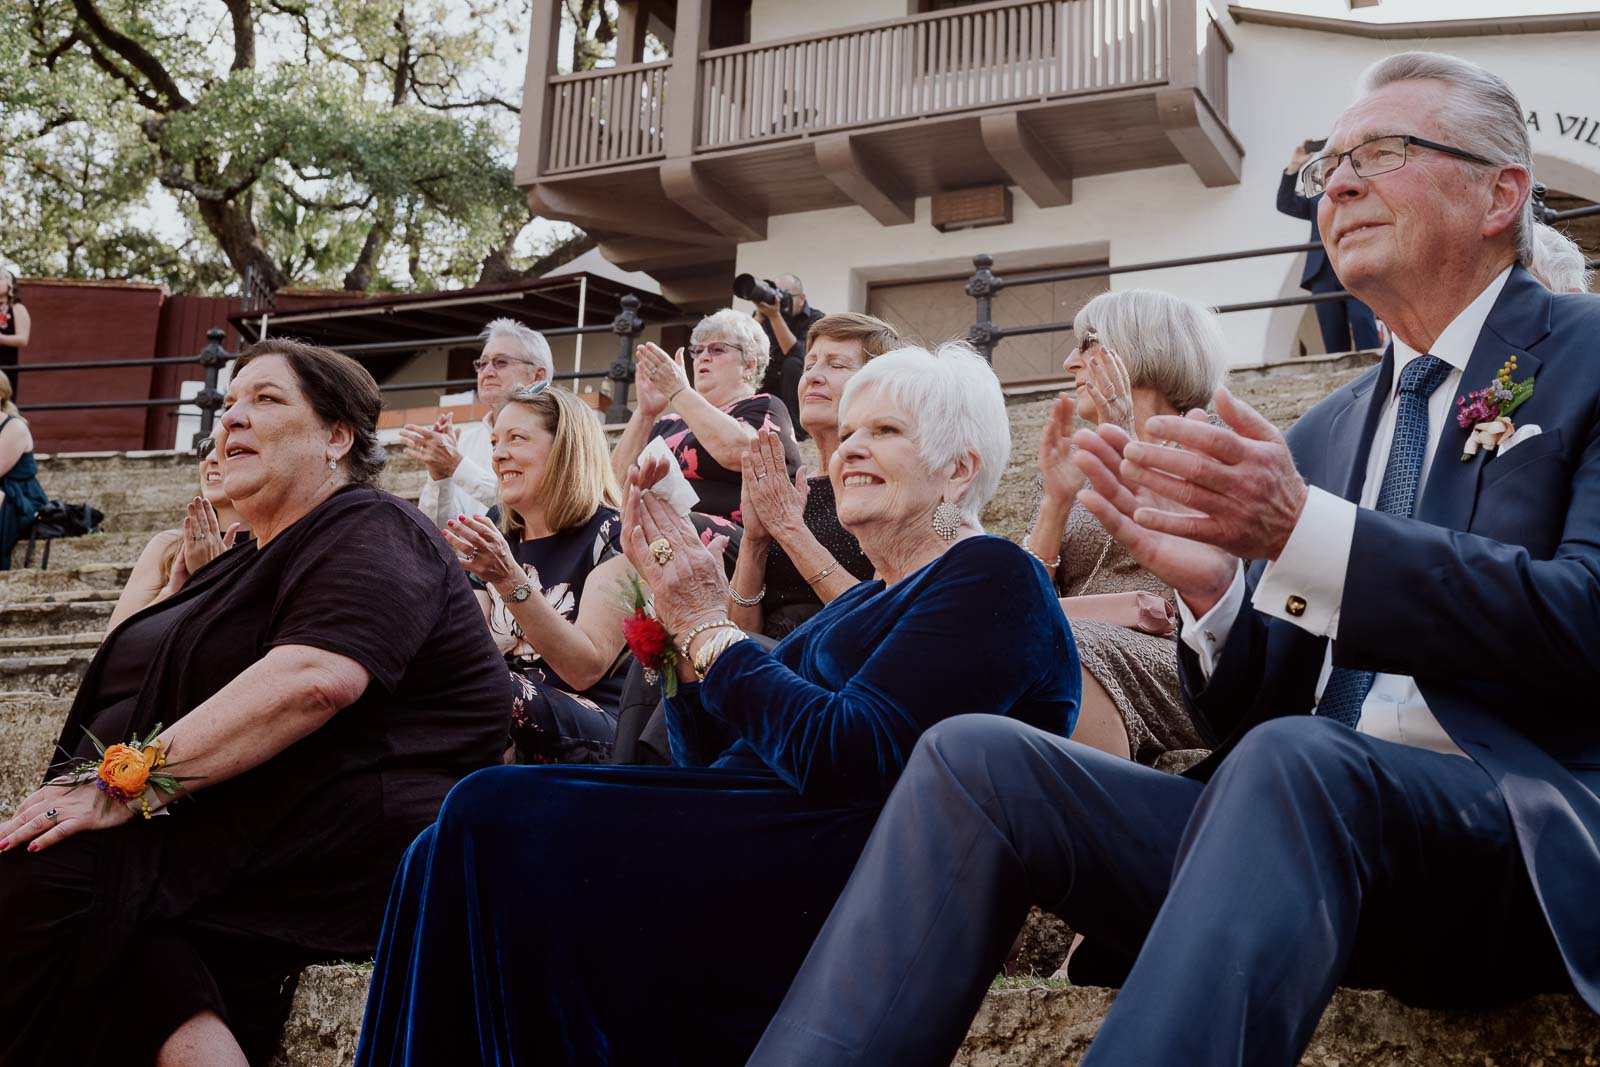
[1285,595,1307,617]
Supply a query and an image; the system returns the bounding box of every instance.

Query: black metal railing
[15,295,649,446]
[965,244,1358,362]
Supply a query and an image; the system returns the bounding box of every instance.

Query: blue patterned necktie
[1317,354,1452,728]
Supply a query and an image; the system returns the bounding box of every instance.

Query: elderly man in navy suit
[1278,140,1383,353]
[747,51,1600,1067]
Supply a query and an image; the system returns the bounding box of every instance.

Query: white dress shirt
[416,417,498,529]
[1179,266,1514,756]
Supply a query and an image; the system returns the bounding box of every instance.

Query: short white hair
[1072,289,1229,412]
[1362,52,1533,265]
[691,308,771,385]
[479,318,553,378]
[1530,222,1594,293]
[838,341,1010,528]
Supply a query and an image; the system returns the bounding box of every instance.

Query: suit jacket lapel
[1416,269,1551,529]
[1329,350,1393,503]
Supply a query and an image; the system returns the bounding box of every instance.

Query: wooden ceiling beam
[659,159,768,242]
[525,185,724,246]
[1156,88,1243,189]
[979,112,1073,208]
[599,236,734,273]
[814,133,914,226]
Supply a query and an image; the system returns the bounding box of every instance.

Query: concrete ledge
[272,966,1600,1066]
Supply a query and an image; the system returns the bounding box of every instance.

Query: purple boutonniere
[1456,356,1534,460]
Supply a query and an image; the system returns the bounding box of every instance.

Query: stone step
[0,600,115,639]
[0,630,103,654]
[0,564,133,596]
[8,588,121,606]
[9,531,163,570]
[268,968,1600,1067]
[0,694,71,813]
[0,652,93,699]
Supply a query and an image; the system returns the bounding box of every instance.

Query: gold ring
[649,537,674,565]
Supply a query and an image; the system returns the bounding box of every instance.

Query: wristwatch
[503,581,534,603]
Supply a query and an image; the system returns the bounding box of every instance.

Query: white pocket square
[1499,423,1542,455]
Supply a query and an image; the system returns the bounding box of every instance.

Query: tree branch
[78,35,167,112]
[221,0,255,71]
[72,0,192,110]
[277,183,374,213]
[409,86,521,114]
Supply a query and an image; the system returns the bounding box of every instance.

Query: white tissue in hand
[639,437,699,515]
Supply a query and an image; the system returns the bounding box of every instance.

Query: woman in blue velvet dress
[356,344,1083,1067]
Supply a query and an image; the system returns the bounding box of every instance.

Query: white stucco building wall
[732,13,1600,371]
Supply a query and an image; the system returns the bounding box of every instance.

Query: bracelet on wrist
[694,627,746,680]
[803,559,840,586]
[1021,538,1062,570]
[729,582,766,607]
[678,617,738,660]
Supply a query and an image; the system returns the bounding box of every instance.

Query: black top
[760,477,875,638]
[49,486,511,954]
[650,394,800,523]
[758,304,826,388]
[472,506,630,711]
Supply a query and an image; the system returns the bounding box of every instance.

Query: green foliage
[0,0,586,294]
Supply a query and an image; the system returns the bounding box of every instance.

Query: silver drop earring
[932,501,962,541]
[327,459,338,470]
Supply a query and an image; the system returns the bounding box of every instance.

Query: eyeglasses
[473,356,540,374]
[688,342,742,359]
[1300,135,1497,196]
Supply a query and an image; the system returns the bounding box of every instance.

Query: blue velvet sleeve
[696,537,1079,805]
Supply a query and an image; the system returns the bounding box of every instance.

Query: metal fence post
[607,295,644,425]
[194,327,229,448]
[965,253,1001,364]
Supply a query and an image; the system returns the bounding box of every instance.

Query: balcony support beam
[599,237,735,274]
[1156,88,1243,189]
[814,134,914,227]
[979,113,1073,209]
[664,0,711,158]
[660,159,767,242]
[526,185,721,246]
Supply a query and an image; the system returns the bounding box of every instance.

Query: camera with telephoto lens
[733,273,794,318]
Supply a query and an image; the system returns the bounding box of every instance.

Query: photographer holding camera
[1276,137,1381,354]
[735,272,825,439]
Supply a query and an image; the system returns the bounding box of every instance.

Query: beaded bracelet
[1021,539,1062,569]
[678,617,737,660]
[729,583,766,607]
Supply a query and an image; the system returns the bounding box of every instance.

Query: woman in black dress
[729,313,901,638]
[0,269,29,401]
[610,308,800,524]
[0,340,509,1066]
[439,383,642,764]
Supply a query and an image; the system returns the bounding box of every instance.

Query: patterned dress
[1049,498,1210,766]
[650,393,800,523]
[476,507,629,764]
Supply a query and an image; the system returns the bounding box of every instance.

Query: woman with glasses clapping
[611,309,801,525]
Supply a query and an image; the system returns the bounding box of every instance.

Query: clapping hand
[1073,416,1238,617]
[621,460,730,637]
[400,413,465,481]
[634,342,690,419]
[163,496,240,596]
[1080,343,1135,436]
[740,428,809,545]
[442,513,527,592]
[1038,391,1085,506]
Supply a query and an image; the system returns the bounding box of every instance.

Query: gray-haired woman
[355,343,1081,1066]
[610,308,800,524]
[1024,288,1228,768]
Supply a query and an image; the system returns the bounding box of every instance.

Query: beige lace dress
[1050,498,1210,766]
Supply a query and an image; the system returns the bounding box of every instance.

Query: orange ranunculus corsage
[97,743,158,802]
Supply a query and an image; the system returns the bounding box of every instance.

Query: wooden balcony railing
[545,60,671,173]
[696,0,1167,150]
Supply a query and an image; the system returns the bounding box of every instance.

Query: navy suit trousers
[1308,270,1381,353]
[748,714,1567,1067]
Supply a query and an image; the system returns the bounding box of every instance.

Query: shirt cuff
[1250,485,1355,638]
[1177,560,1245,681]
